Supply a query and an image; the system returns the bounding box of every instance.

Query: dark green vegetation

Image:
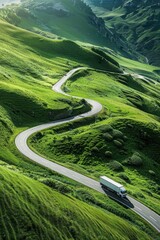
[30,68,160,215]
[85,0,160,66]
[0,165,154,240]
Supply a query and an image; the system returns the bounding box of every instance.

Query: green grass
[0,163,158,240]
[0,18,153,240]
[0,18,122,162]
[0,14,160,239]
[30,69,160,215]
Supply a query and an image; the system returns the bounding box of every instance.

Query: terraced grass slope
[85,0,160,66]
[30,68,160,214]
[0,165,152,240]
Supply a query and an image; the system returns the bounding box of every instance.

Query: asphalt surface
[15,68,160,232]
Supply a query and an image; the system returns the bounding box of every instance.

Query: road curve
[15,68,160,232]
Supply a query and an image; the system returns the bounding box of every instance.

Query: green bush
[123,153,143,167]
[109,161,123,171]
[112,129,124,139]
[105,151,113,158]
[35,132,44,140]
[103,133,113,141]
[118,173,131,183]
[92,146,99,153]
[100,125,113,133]
[113,140,123,148]
[148,170,155,176]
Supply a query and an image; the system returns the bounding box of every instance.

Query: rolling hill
[0,19,155,240]
[30,66,160,215]
[0,0,145,62]
[85,0,160,66]
[0,1,160,239]
[0,18,122,165]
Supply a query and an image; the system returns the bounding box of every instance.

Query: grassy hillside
[0,12,160,239]
[0,165,153,240]
[30,68,160,214]
[0,0,113,46]
[85,0,160,66]
[0,19,154,240]
[0,0,144,62]
[0,18,122,163]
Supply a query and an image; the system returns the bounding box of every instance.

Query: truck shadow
[101,186,134,209]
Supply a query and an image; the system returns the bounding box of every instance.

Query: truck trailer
[100,176,127,198]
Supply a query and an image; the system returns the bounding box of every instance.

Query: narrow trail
[15,67,160,233]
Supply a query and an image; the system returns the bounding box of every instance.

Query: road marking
[135,206,142,211]
[150,216,157,222]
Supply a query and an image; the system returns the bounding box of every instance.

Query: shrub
[103,133,113,141]
[113,140,123,147]
[118,173,131,183]
[109,161,123,171]
[35,132,43,139]
[123,153,143,167]
[112,129,124,139]
[105,151,112,158]
[127,123,133,128]
[130,153,143,166]
[119,150,127,155]
[100,125,113,133]
[92,146,99,152]
[67,136,72,141]
[148,170,155,176]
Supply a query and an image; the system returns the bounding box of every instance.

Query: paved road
[15,68,160,232]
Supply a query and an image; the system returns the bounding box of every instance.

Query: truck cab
[119,187,127,198]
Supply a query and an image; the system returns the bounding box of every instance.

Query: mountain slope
[0,19,151,240]
[0,4,159,240]
[0,18,122,166]
[0,0,144,61]
[30,67,160,215]
[85,0,160,66]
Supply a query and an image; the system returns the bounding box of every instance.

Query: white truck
[100,176,127,198]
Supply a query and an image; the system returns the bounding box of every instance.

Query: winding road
[15,68,160,232]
